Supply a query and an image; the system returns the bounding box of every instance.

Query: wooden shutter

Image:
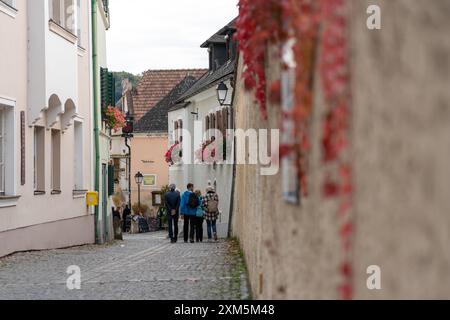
[211,114,216,138]
[229,106,234,130]
[205,115,210,139]
[174,121,179,142]
[101,67,115,109]
[108,164,115,196]
[222,108,228,133]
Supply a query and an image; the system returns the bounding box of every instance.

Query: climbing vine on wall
[236,0,354,299]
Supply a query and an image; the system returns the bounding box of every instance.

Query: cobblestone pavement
[0,232,250,300]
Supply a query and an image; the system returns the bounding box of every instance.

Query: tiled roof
[132,69,207,121]
[177,59,236,102]
[134,76,198,134]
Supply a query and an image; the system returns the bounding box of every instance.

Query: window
[113,158,120,182]
[34,126,46,193]
[0,99,16,198]
[178,120,183,143]
[49,0,75,34]
[74,121,83,190]
[1,0,15,9]
[51,129,61,192]
[76,0,81,45]
[210,113,216,137]
[0,110,4,195]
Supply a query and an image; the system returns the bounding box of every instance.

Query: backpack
[188,192,200,209]
[207,194,219,213]
[196,206,204,218]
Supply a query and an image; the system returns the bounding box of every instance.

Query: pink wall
[130,135,169,212]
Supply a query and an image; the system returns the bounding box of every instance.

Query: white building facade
[0,0,95,257]
[168,20,236,237]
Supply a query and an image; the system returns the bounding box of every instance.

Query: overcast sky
[106,0,239,75]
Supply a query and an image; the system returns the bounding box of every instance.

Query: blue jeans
[206,220,217,239]
[168,214,179,241]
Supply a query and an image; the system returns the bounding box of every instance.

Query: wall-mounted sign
[86,191,99,206]
[152,191,163,207]
[143,174,157,187]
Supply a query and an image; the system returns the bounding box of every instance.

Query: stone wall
[231,0,450,299]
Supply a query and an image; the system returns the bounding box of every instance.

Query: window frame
[0,0,17,18]
[0,97,17,201]
[0,109,5,196]
[73,120,84,191]
[51,129,61,193]
[49,0,76,35]
[34,126,46,195]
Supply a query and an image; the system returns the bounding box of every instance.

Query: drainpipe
[125,136,131,208]
[227,57,239,238]
[92,0,101,243]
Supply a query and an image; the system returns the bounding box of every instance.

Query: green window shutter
[100,68,115,109]
[108,164,115,196]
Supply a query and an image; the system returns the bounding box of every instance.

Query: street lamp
[216,81,230,106]
[135,171,144,214]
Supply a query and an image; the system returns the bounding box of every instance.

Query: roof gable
[134,76,198,134]
[132,69,207,121]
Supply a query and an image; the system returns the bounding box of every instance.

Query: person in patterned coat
[202,186,219,241]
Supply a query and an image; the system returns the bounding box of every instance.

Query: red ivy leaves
[236,0,354,300]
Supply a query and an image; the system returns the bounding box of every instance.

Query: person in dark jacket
[122,205,131,232]
[180,183,197,243]
[165,184,181,243]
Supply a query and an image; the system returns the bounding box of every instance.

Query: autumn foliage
[235,0,353,299]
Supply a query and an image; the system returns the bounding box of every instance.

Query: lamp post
[135,171,144,214]
[122,112,134,208]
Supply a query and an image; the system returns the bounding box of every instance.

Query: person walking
[194,190,204,243]
[180,183,199,243]
[165,184,181,243]
[202,186,220,242]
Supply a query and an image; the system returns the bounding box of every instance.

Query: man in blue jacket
[180,183,198,243]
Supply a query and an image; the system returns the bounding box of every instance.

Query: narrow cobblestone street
[0,232,249,300]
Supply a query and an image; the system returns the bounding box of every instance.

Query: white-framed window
[0,0,17,18]
[51,129,61,192]
[76,0,81,45]
[34,126,46,193]
[49,0,76,34]
[0,97,16,197]
[74,121,84,190]
[1,0,15,9]
[0,109,5,196]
